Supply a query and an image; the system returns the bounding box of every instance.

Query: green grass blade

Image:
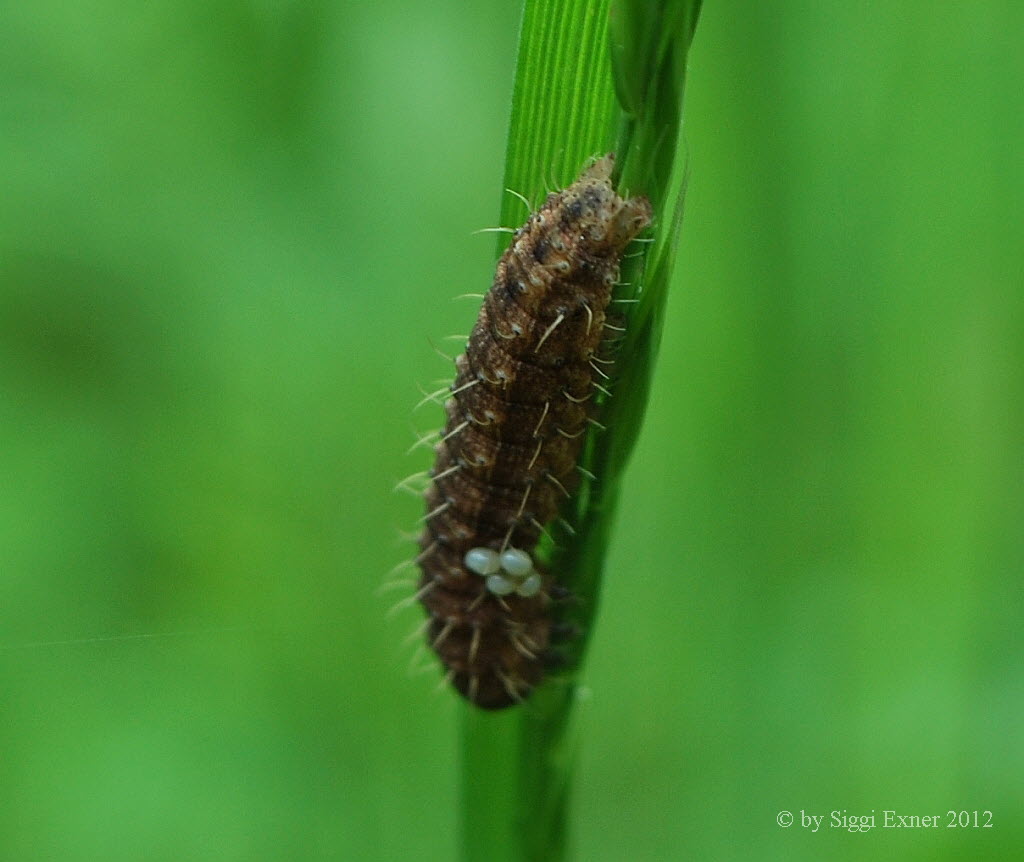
[460,2,702,860]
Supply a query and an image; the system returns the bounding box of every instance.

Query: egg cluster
[463,547,543,598]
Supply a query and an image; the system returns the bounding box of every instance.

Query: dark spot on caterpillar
[502,273,525,301]
[413,154,652,709]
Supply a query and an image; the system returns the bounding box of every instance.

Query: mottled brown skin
[417,155,652,709]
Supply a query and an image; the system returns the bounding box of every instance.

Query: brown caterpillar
[415,154,652,709]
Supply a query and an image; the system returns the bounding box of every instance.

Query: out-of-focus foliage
[1,2,1020,860]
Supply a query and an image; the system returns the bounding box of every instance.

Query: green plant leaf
[460,2,702,860]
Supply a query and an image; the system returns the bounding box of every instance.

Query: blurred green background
[2,2,1021,859]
